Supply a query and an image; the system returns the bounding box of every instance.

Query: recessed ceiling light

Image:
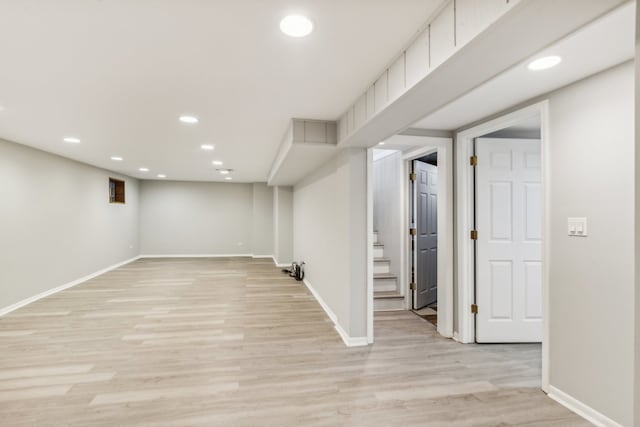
[280,15,313,38]
[225,177,233,181]
[219,170,230,175]
[212,160,223,166]
[157,174,167,178]
[139,167,149,172]
[63,137,81,144]
[179,115,199,124]
[527,55,562,71]
[378,142,385,146]
[201,144,215,151]
[111,156,123,161]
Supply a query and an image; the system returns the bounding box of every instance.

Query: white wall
[373,151,402,277]
[252,183,274,256]
[0,139,140,310]
[293,149,367,338]
[273,186,293,265]
[547,62,634,426]
[139,181,254,255]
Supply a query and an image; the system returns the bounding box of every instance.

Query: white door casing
[475,138,542,343]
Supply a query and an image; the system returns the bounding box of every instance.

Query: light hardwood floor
[0,258,587,426]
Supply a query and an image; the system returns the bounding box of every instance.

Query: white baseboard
[139,254,254,258]
[303,278,368,347]
[0,255,141,316]
[273,256,292,268]
[139,254,289,268]
[548,385,623,427]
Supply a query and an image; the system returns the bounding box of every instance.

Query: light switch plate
[568,217,588,237]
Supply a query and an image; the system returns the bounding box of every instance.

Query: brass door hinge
[471,304,478,314]
[470,230,478,240]
[410,282,417,291]
[409,172,417,182]
[470,155,478,166]
[410,228,417,236]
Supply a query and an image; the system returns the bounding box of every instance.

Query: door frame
[365,134,454,342]
[455,100,550,392]
[403,140,454,338]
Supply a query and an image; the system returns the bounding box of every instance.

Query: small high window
[109,178,125,204]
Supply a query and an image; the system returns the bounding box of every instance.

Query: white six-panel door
[476,138,542,343]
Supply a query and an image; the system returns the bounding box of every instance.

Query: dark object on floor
[283,262,305,281]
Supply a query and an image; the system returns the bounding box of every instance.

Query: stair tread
[374,258,390,262]
[373,243,384,247]
[374,273,397,279]
[374,291,403,299]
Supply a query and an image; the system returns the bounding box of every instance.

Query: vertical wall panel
[388,53,406,102]
[430,0,455,68]
[338,115,347,141]
[354,93,367,129]
[366,86,375,120]
[406,30,430,88]
[374,70,389,113]
[346,107,354,134]
[456,0,507,48]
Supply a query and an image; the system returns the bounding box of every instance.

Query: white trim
[0,255,141,316]
[303,278,368,347]
[139,254,254,258]
[548,386,623,427]
[455,101,550,391]
[141,254,291,268]
[273,256,291,268]
[335,323,369,347]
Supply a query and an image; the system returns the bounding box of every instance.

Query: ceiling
[411,2,634,132]
[0,0,444,182]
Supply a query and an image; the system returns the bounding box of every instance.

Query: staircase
[373,232,404,311]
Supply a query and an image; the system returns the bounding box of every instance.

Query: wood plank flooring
[0,258,588,426]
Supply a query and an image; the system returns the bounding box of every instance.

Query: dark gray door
[415,160,438,309]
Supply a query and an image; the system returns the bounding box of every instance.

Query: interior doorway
[455,101,549,391]
[366,135,454,343]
